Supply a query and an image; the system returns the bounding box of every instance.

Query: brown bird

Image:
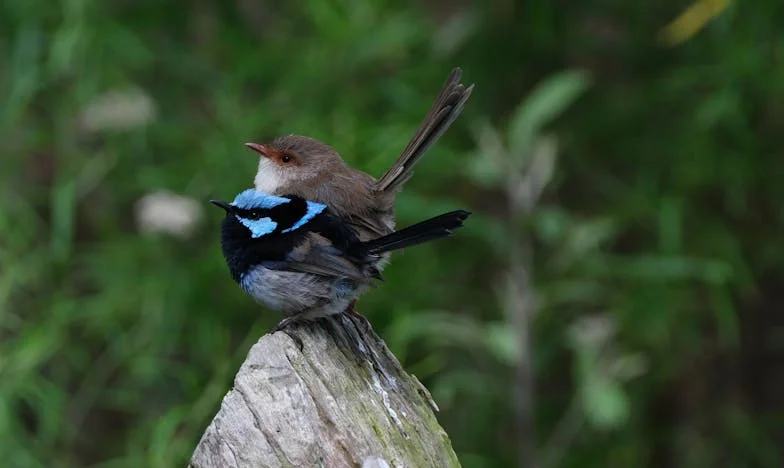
[245,68,473,245]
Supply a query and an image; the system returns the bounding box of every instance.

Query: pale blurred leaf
[432,10,479,56]
[563,218,617,257]
[468,121,507,187]
[467,156,504,188]
[135,191,203,238]
[533,207,572,244]
[567,315,616,349]
[608,353,649,381]
[508,70,591,156]
[518,135,558,204]
[78,88,156,132]
[582,376,630,430]
[484,322,519,364]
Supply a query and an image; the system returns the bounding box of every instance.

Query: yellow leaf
[659,0,732,46]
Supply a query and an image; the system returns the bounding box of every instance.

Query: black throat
[218,214,307,283]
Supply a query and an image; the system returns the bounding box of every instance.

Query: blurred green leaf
[483,322,519,364]
[533,207,572,244]
[467,122,506,187]
[1,27,44,130]
[596,255,734,283]
[508,70,591,156]
[50,179,76,261]
[696,88,740,129]
[562,218,617,258]
[608,353,649,381]
[466,153,503,188]
[658,196,684,254]
[582,375,630,430]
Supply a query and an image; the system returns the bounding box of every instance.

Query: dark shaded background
[2,0,783,466]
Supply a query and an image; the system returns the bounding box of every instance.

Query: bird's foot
[346,300,372,334]
[271,317,304,351]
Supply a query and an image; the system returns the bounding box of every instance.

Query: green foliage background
[2,0,783,466]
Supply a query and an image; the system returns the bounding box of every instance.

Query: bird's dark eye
[281,154,292,163]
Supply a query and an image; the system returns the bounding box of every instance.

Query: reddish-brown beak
[245,142,269,158]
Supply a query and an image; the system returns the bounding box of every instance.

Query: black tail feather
[353,210,470,256]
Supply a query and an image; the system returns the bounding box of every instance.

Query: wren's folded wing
[262,235,373,284]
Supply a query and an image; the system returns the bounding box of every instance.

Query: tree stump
[189,315,460,467]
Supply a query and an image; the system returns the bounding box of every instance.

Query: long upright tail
[352,210,471,257]
[374,69,473,198]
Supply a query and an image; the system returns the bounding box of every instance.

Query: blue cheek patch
[232,189,290,209]
[282,201,327,233]
[239,216,278,238]
[230,188,327,235]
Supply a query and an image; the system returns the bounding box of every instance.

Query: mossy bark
[189,315,460,468]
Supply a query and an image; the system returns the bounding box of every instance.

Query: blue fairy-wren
[244,68,473,251]
[211,189,470,330]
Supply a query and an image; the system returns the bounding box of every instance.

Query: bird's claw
[271,317,304,351]
[346,300,372,334]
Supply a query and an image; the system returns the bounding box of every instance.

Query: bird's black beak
[209,200,233,212]
[245,142,269,158]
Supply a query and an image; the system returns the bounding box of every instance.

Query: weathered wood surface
[189,315,460,468]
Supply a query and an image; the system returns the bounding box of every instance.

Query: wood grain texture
[189,315,460,468]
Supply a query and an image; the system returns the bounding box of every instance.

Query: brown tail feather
[374,68,473,196]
